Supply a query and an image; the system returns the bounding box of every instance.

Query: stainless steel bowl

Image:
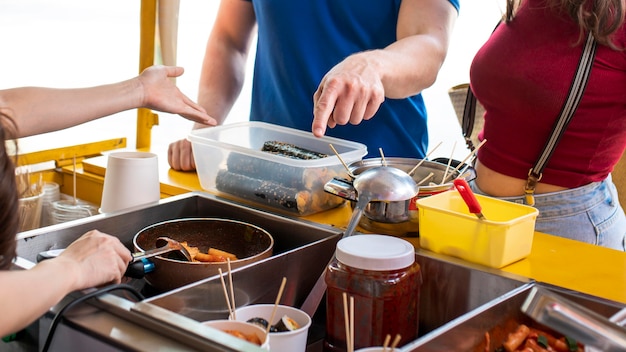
[325,158,468,236]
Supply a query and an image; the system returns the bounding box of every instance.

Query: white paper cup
[100,152,159,213]
[203,320,270,350]
[233,304,311,352]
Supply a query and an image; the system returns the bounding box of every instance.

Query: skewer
[383,334,391,352]
[440,141,457,185]
[379,148,387,167]
[218,268,234,319]
[442,139,487,183]
[408,141,443,176]
[343,293,351,352]
[266,277,287,335]
[416,172,434,186]
[454,156,475,181]
[227,258,236,320]
[349,295,354,352]
[73,155,77,205]
[329,144,356,178]
[343,293,355,352]
[390,334,402,350]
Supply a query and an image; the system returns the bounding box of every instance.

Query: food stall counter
[80,147,626,306]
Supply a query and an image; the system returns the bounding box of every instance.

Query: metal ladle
[343,166,419,238]
[132,236,193,262]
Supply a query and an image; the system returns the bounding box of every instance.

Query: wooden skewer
[217,268,234,319]
[379,148,387,167]
[329,143,356,178]
[390,334,402,350]
[408,141,443,176]
[73,155,77,205]
[442,139,487,183]
[416,172,434,186]
[266,277,287,335]
[343,293,351,352]
[440,141,457,185]
[382,333,391,352]
[227,258,236,320]
[349,296,354,352]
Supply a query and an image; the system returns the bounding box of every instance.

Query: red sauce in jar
[324,235,422,351]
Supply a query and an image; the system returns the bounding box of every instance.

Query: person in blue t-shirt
[168,0,460,171]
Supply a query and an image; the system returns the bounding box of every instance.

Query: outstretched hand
[138,65,218,126]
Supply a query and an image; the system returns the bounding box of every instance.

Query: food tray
[189,121,367,216]
[416,190,538,268]
[405,282,625,351]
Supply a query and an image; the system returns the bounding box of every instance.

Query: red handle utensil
[453,178,486,220]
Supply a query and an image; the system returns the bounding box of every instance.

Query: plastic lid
[336,235,415,271]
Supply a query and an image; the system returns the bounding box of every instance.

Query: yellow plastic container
[416,190,539,268]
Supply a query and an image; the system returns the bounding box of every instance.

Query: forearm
[195,41,249,128]
[0,79,143,138]
[0,260,78,336]
[353,36,448,99]
[376,0,457,98]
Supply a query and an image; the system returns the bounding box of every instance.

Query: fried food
[222,329,262,345]
[179,242,238,262]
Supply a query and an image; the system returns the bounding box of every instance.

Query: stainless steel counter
[9,192,620,352]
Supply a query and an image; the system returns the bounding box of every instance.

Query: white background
[0,0,505,160]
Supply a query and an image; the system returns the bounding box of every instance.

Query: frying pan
[133,218,274,292]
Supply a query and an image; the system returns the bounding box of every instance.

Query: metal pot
[133,218,274,292]
[324,158,466,235]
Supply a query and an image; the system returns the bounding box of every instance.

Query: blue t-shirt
[246,0,460,158]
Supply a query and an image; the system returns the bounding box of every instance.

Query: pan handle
[124,259,155,279]
[37,249,155,278]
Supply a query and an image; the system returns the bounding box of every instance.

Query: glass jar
[324,235,422,351]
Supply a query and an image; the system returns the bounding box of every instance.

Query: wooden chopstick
[227,258,236,320]
[266,277,287,335]
[218,268,234,319]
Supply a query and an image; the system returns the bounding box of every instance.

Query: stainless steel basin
[407,282,626,351]
[10,192,541,351]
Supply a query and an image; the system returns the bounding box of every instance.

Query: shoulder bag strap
[462,86,477,151]
[524,33,598,205]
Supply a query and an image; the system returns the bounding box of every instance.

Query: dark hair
[507,0,625,48]
[0,110,19,270]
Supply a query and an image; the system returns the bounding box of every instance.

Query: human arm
[0,230,131,337]
[311,0,458,137]
[168,0,257,171]
[0,65,215,138]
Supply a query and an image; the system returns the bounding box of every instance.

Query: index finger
[312,83,338,137]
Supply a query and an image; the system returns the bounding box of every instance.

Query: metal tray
[11,192,537,351]
[406,282,626,351]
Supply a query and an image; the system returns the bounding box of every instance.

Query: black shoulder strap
[524,33,598,205]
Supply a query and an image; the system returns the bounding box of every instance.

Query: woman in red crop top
[470,0,626,250]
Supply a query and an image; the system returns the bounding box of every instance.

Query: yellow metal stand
[137,0,159,149]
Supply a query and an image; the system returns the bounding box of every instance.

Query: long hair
[506,0,625,48]
[0,110,19,270]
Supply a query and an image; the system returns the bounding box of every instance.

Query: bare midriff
[474,160,568,197]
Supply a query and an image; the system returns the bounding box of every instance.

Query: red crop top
[470,0,626,188]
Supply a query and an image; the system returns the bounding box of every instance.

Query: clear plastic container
[324,235,422,351]
[188,121,367,216]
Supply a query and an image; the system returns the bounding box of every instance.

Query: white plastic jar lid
[336,234,415,271]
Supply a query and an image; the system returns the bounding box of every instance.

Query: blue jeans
[469,174,626,251]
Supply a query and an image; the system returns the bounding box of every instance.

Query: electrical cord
[41,284,144,352]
